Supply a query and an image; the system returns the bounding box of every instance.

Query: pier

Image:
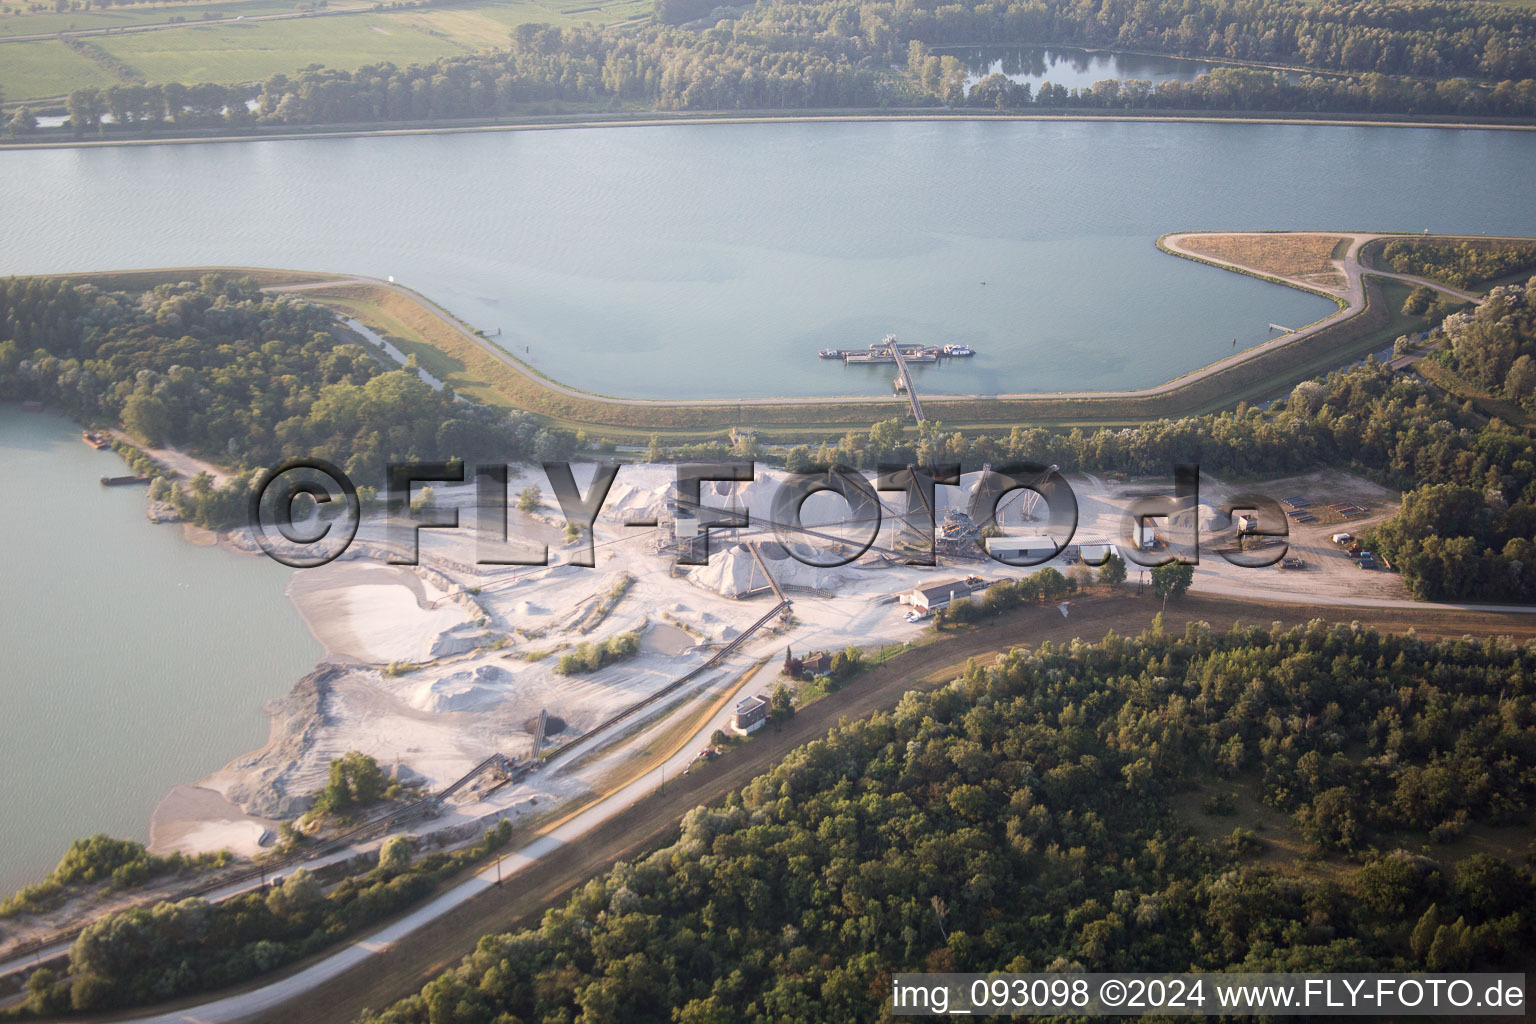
[886,336,925,422]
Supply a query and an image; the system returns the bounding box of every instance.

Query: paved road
[91,591,1536,1024]
[1192,578,1536,614]
[1160,230,1485,352]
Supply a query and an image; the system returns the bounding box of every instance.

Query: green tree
[517,484,541,512]
[122,388,170,445]
[1098,553,1127,587]
[66,87,106,137]
[1149,562,1194,603]
[409,485,436,515]
[264,868,320,920]
[9,105,37,138]
[1402,284,1438,316]
[23,967,69,1016]
[769,682,794,721]
[378,836,413,876]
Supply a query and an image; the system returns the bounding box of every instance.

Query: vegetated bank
[4,243,1436,446]
[12,591,1534,1021]
[0,271,580,528]
[284,260,1426,437]
[354,619,1535,1023]
[4,259,1533,603]
[6,0,1536,132]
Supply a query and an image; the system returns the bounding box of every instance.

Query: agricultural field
[86,16,467,87]
[1180,232,1349,291]
[0,38,119,102]
[0,0,371,38]
[0,0,649,102]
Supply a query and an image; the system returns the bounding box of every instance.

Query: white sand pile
[430,623,486,658]
[687,543,857,597]
[603,477,665,521]
[409,665,514,713]
[310,581,469,663]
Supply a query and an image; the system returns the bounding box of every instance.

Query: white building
[983,534,1058,560]
[902,578,978,614]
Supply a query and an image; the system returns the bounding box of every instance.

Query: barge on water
[82,430,112,450]
[819,336,977,364]
[101,474,151,487]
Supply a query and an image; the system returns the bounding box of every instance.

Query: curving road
[272,234,1488,413]
[88,590,1536,1024]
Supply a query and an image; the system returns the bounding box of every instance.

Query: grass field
[1179,232,1349,292]
[0,0,648,102]
[0,0,370,38]
[0,38,119,101]
[91,17,465,87]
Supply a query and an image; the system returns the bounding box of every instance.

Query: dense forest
[356,622,1535,1023]
[11,822,516,1016]
[22,0,1536,138]
[0,275,575,523]
[1380,239,1536,291]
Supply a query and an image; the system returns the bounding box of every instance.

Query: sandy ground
[133,463,1404,863]
[0,459,1438,962]
[149,786,280,857]
[108,430,234,488]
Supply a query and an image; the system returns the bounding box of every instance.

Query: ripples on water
[2,120,1532,400]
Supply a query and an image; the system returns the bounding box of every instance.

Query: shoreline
[5,235,1481,436]
[3,107,1535,153]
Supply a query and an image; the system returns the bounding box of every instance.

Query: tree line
[745,279,1536,603]
[0,837,229,920]
[13,0,1536,140]
[1381,239,1536,291]
[12,822,516,1016]
[0,274,577,525]
[352,621,1536,1023]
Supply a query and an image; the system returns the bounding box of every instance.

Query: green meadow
[0,0,649,103]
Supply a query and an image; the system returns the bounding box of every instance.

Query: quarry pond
[2,118,1535,399]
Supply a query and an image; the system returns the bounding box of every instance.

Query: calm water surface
[0,407,318,891]
[1,120,1535,885]
[2,121,1533,399]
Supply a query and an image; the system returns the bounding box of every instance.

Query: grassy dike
[290,271,1422,439]
[24,248,1427,444]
